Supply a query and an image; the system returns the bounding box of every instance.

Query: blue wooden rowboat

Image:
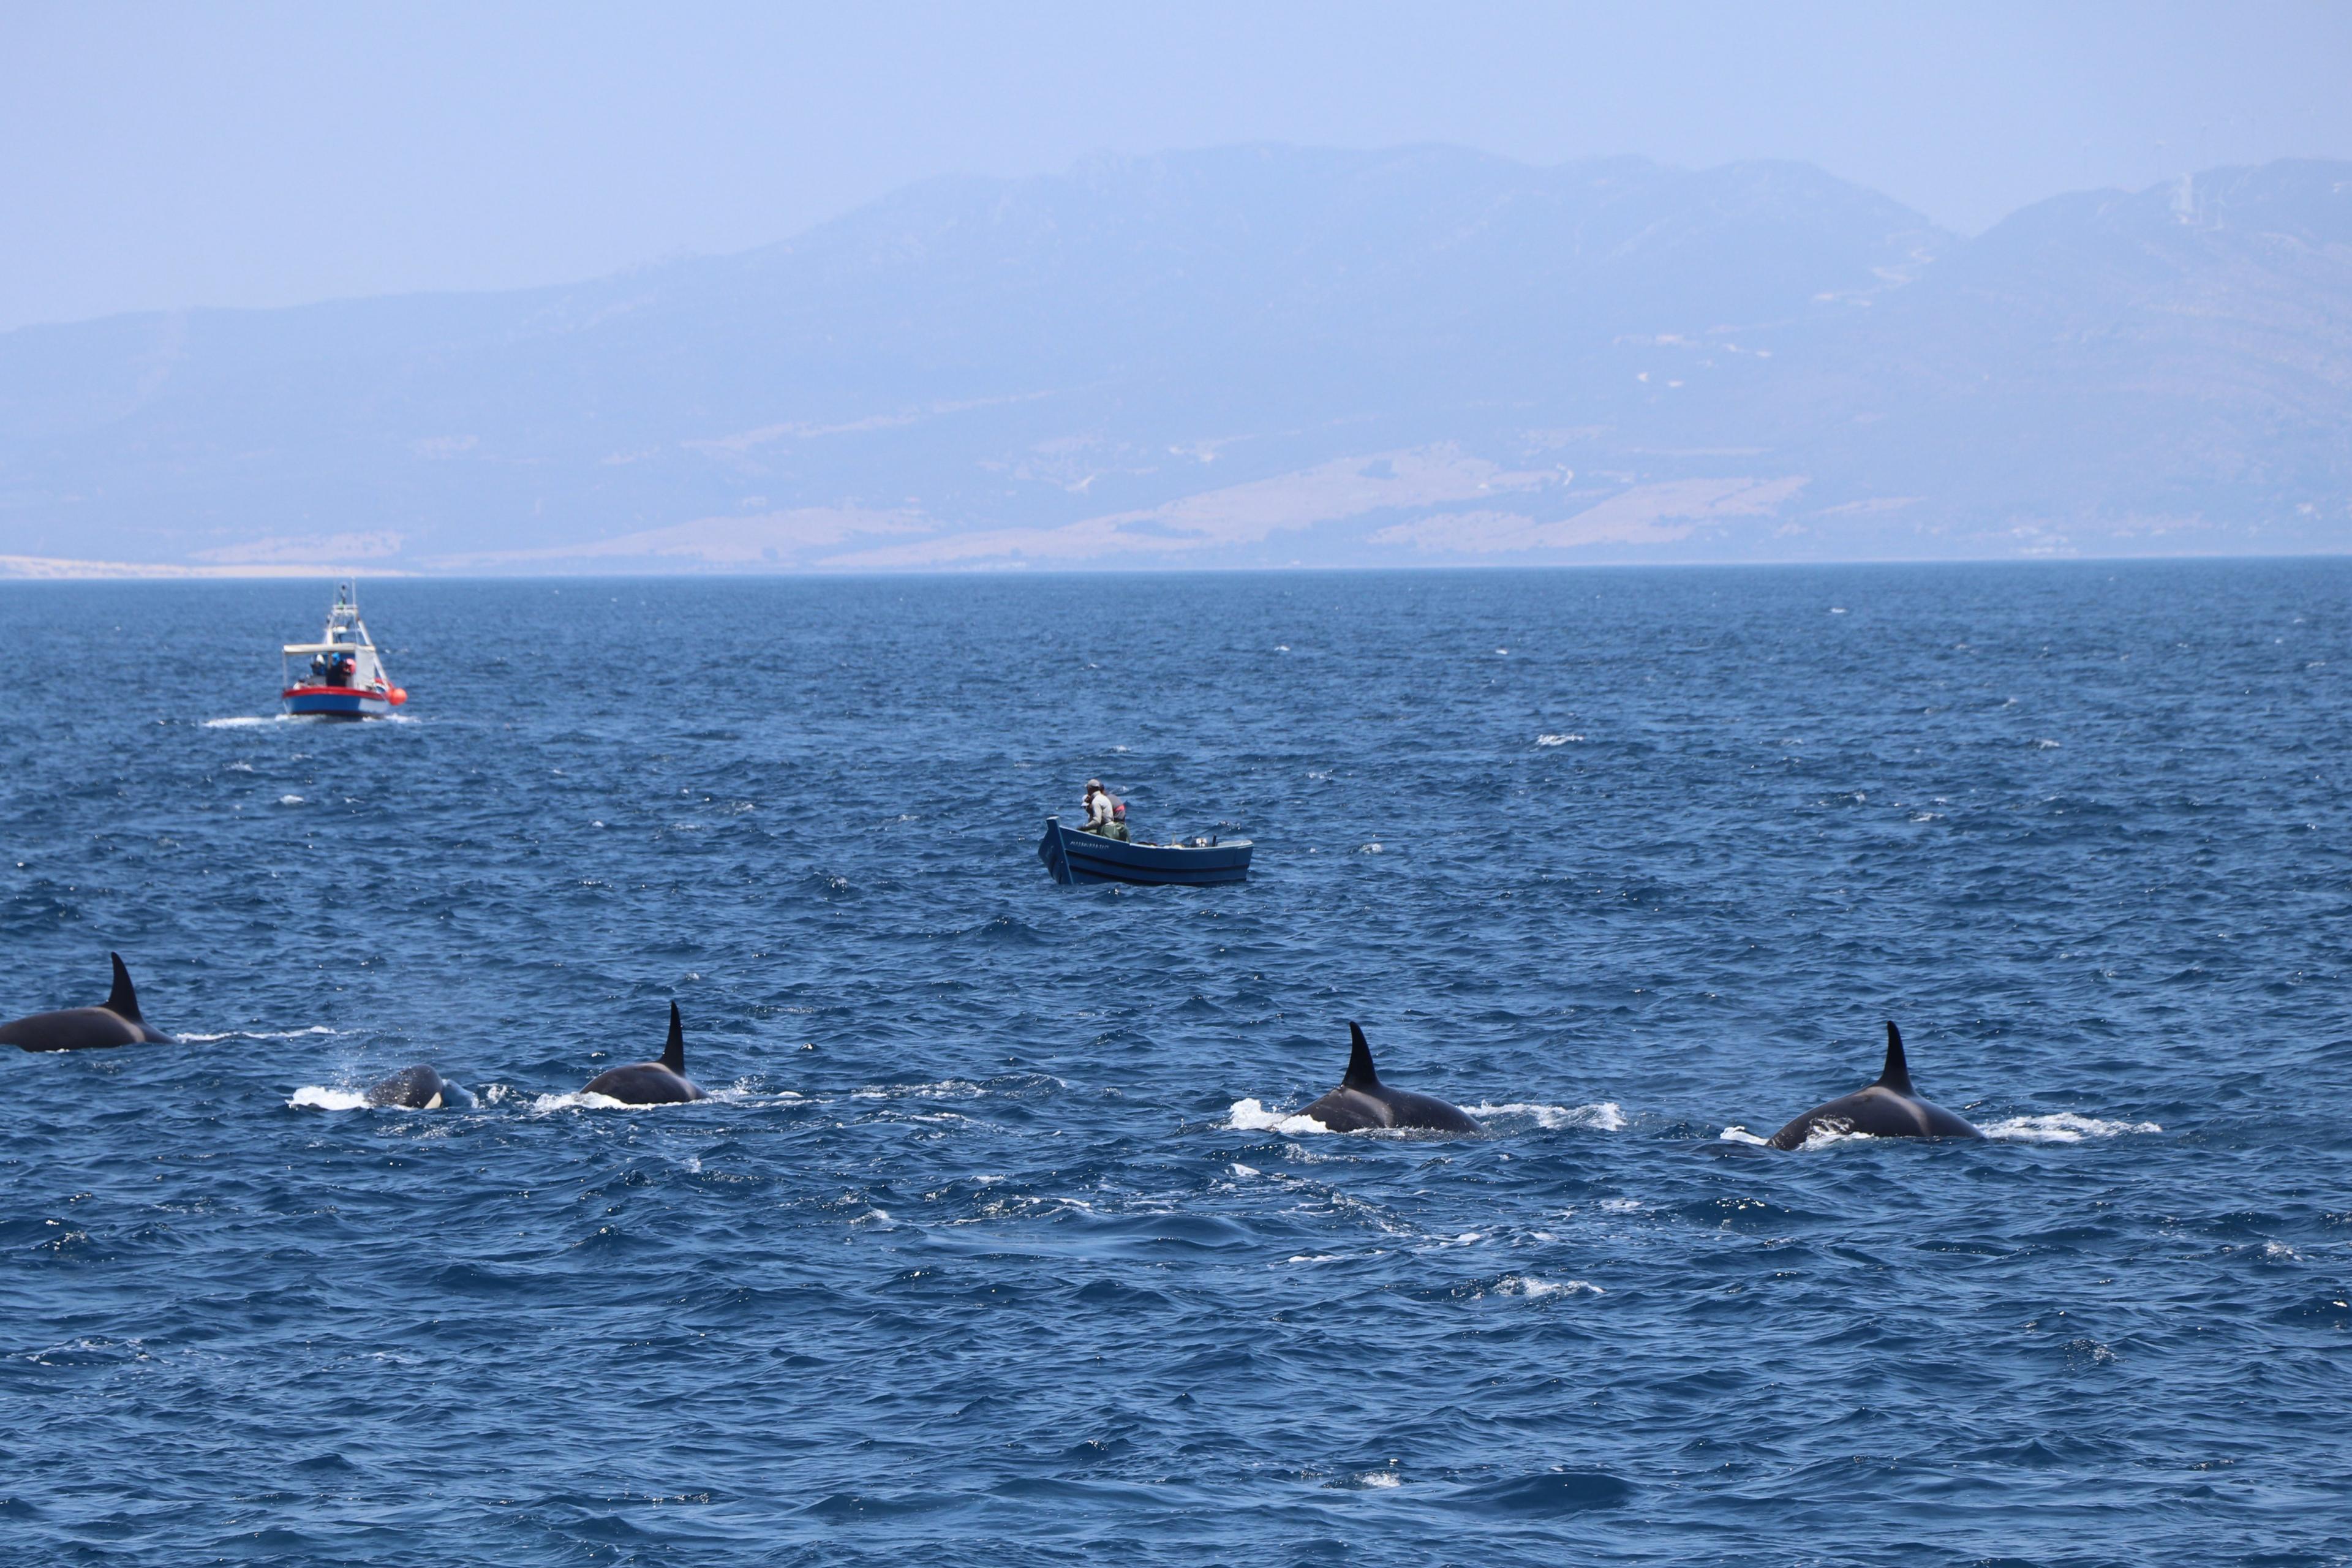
[1038,815,1253,886]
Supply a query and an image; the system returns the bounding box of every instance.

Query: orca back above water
[0,953,174,1052]
[582,1003,707,1105]
[364,1065,475,1109]
[1298,1023,1482,1134]
[1766,1022,1983,1150]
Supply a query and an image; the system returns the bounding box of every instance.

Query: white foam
[1227,1098,1335,1136]
[531,1090,632,1112]
[1229,1162,1259,1178]
[851,1079,988,1101]
[202,715,277,728]
[1535,733,1584,746]
[2035,738,2063,749]
[1468,1100,1626,1131]
[533,1084,748,1112]
[1359,1471,1401,1489]
[277,794,305,805]
[1722,1121,1866,1150]
[1493,1275,1604,1299]
[288,1087,369,1111]
[177,1025,338,1043]
[1983,1112,2162,1143]
[1358,842,1384,854]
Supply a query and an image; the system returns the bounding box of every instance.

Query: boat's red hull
[281,685,394,719]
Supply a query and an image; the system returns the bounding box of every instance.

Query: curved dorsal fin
[105,952,144,1023]
[662,1002,686,1074]
[1343,1022,1381,1091]
[1874,1020,1913,1095]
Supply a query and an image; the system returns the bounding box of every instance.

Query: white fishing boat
[279,581,407,719]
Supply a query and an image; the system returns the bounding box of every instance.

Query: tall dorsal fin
[1343,1022,1381,1091]
[1874,1020,1913,1095]
[105,952,145,1023]
[662,1002,686,1074]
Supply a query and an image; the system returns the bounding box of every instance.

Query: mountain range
[2,145,2346,575]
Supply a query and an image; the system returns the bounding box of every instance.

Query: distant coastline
[4,148,2345,574]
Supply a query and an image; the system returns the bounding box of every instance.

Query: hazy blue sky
[4,1,2348,332]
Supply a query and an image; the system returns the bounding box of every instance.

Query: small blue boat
[1038,815,1253,887]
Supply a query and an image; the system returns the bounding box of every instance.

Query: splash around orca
[0,953,174,1051]
[1766,1022,1983,1149]
[582,1003,708,1105]
[1298,1023,1482,1134]
[364,1065,477,1109]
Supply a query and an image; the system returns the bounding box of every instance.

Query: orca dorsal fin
[661,1002,686,1074]
[1343,1022,1381,1091]
[1874,1020,1914,1095]
[105,952,145,1023]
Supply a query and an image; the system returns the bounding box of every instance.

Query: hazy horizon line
[4,546,2345,587]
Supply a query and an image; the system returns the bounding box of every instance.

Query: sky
[3,1,2349,333]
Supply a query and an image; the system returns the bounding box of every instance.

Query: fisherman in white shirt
[1080,778,1130,842]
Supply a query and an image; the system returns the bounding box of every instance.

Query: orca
[1766,1022,1983,1149]
[364,1065,476,1109]
[0,953,174,1051]
[582,1003,708,1104]
[1298,1023,1482,1134]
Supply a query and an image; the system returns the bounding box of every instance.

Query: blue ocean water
[2,564,2347,1567]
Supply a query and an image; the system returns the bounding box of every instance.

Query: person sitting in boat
[326,653,356,688]
[309,652,329,682]
[1081,779,1131,842]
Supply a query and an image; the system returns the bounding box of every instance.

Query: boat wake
[204,712,417,728]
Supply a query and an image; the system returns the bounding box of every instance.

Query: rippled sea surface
[3,564,2348,1567]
